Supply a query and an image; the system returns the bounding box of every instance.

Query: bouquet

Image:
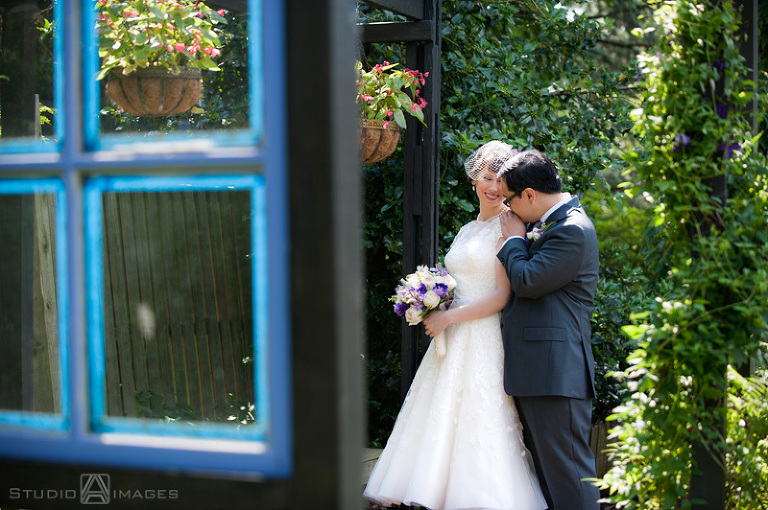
[391,265,456,358]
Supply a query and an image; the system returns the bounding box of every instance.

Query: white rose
[421,273,436,288]
[422,290,440,309]
[404,306,422,325]
[441,274,457,290]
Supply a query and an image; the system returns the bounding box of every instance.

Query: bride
[363,141,547,510]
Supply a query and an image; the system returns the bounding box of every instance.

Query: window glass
[0,2,60,150]
[0,183,65,420]
[92,1,255,143]
[85,176,266,440]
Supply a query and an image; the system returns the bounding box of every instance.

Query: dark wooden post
[359,0,442,400]
[287,0,364,508]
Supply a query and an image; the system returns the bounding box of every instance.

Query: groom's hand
[499,210,526,239]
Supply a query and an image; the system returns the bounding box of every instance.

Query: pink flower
[386,110,393,117]
[167,44,174,52]
[218,9,226,16]
[187,44,199,55]
[198,11,205,19]
[174,42,186,52]
[204,47,221,57]
[360,94,374,102]
[383,121,389,129]
[122,8,138,17]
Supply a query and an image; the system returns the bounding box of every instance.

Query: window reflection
[96,1,250,136]
[100,190,255,428]
[0,192,61,414]
[0,3,56,142]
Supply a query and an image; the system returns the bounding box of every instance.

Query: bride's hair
[464,140,518,182]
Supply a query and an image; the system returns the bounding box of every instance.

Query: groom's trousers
[515,395,600,510]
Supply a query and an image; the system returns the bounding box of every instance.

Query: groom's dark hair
[498,149,562,194]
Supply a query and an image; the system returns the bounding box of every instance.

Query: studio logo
[80,474,110,504]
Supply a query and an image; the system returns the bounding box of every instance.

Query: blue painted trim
[0,178,69,430]
[83,181,107,424]
[84,174,269,442]
[53,0,65,146]
[83,0,100,151]
[260,0,291,471]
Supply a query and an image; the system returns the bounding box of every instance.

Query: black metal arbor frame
[359,0,442,399]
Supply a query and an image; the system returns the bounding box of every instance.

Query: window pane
[93,186,262,436]
[0,2,59,148]
[0,192,62,414]
[95,1,251,138]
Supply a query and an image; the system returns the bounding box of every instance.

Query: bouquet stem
[434,332,446,359]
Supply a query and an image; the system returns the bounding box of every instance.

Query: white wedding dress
[364,215,547,510]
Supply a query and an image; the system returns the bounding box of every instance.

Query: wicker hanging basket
[359,119,401,165]
[105,67,203,116]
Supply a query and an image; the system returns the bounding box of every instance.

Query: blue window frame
[0,0,291,478]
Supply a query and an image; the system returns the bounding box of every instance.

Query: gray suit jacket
[496,196,598,399]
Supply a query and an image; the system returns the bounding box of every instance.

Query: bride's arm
[423,254,510,338]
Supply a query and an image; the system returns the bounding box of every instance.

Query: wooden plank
[363,0,424,20]
[101,196,123,417]
[223,193,252,399]
[169,191,198,413]
[130,192,163,416]
[202,191,233,416]
[183,192,215,420]
[103,193,136,417]
[32,193,59,413]
[118,193,150,416]
[141,192,176,415]
[359,21,433,43]
[207,192,238,402]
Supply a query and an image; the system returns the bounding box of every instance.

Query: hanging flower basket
[360,119,401,165]
[105,67,203,116]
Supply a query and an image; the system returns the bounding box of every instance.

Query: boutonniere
[526,222,552,244]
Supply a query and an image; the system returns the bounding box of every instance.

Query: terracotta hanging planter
[360,119,401,165]
[105,67,203,116]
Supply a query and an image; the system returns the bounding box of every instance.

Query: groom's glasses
[503,190,523,207]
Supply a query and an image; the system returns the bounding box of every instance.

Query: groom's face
[502,182,538,223]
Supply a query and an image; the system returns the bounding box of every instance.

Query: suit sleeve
[497,223,587,299]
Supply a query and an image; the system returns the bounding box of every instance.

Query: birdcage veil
[463,140,518,181]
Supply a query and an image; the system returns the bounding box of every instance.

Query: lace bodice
[444,215,502,308]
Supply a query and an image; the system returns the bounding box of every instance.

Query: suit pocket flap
[523,327,565,342]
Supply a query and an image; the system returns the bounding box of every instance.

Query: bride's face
[473,169,504,209]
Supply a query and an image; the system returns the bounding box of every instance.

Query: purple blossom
[394,301,408,316]
[716,101,729,119]
[417,283,428,294]
[673,133,691,152]
[434,283,449,298]
[712,60,726,72]
[717,141,740,159]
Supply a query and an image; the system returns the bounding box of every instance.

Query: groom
[496,149,600,510]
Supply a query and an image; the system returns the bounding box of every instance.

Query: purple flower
[417,283,428,294]
[394,301,408,316]
[716,101,729,119]
[434,283,449,298]
[717,141,740,159]
[712,60,726,72]
[673,133,691,152]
